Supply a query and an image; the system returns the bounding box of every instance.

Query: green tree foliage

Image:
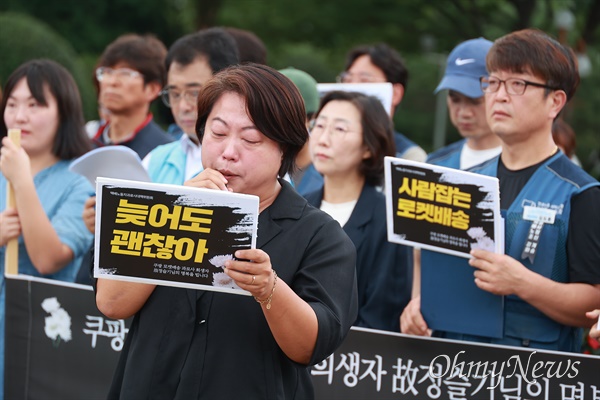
[564,49,600,177]
[214,0,599,170]
[0,0,188,54]
[0,0,598,176]
[0,12,96,119]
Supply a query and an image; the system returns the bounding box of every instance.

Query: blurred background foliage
[0,0,598,176]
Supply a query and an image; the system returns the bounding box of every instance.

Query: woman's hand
[225,248,317,364]
[225,249,276,300]
[0,208,21,246]
[400,296,432,336]
[184,168,233,192]
[0,137,32,186]
[82,196,96,234]
[587,309,600,339]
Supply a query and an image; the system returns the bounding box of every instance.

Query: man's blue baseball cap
[434,37,493,98]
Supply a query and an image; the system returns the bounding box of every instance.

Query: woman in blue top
[0,59,94,396]
[304,91,412,331]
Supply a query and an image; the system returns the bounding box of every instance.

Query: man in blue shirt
[142,28,240,185]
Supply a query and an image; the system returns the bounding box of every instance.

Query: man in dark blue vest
[401,29,600,352]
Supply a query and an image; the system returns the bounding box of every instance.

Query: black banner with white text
[5,276,599,399]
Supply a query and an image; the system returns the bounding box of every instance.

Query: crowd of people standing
[0,24,599,399]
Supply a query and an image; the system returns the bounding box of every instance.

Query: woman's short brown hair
[195,63,308,178]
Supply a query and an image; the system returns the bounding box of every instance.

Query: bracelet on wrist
[254,270,277,310]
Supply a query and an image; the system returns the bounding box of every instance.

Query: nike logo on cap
[455,58,476,66]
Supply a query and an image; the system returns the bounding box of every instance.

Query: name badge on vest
[521,206,556,263]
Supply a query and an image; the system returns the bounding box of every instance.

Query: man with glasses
[78,34,173,285]
[402,29,600,353]
[141,28,239,185]
[340,43,427,162]
[92,34,172,158]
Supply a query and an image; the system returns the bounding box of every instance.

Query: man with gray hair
[143,28,240,184]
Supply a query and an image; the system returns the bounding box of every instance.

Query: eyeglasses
[309,119,352,139]
[480,76,559,96]
[96,67,142,82]
[336,71,385,84]
[159,87,201,108]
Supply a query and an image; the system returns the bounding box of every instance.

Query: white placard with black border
[384,156,504,258]
[94,177,259,295]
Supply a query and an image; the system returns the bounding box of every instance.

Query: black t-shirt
[497,156,600,284]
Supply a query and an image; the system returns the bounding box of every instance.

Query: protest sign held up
[384,156,504,258]
[94,177,259,295]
